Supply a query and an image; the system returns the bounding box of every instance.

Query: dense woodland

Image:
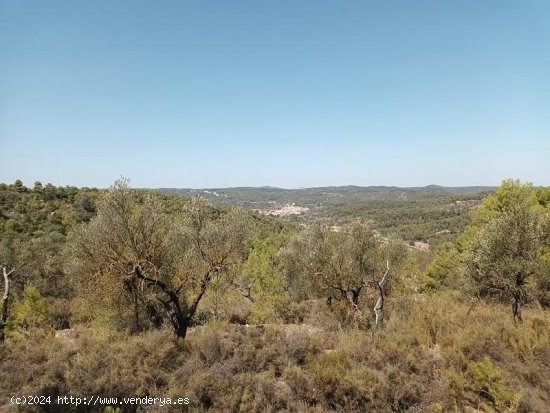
[0,179,549,412]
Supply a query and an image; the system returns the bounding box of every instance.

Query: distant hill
[156,185,495,209]
[156,185,495,244]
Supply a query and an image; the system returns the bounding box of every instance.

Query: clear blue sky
[1,0,549,188]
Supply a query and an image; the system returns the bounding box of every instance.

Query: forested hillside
[158,185,494,207]
[158,186,493,245]
[0,179,549,412]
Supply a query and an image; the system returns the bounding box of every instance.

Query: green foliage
[242,229,293,323]
[0,182,100,304]
[426,180,550,316]
[6,283,53,338]
[472,179,540,223]
[13,179,27,193]
[70,180,253,337]
[422,242,464,291]
[1,178,550,412]
[163,185,493,244]
[283,221,407,328]
[466,180,549,318]
[467,357,521,412]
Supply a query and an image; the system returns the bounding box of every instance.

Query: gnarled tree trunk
[512,292,523,324]
[132,265,219,339]
[373,260,390,328]
[0,266,15,342]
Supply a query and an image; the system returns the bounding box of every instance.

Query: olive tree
[283,221,404,326]
[71,179,248,338]
[466,204,548,323]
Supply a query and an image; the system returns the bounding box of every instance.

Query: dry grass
[1,295,548,412]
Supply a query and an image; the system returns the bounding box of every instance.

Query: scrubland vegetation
[0,179,549,412]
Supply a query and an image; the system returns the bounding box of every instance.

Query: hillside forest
[0,178,549,412]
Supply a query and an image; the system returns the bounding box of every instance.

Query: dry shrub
[1,296,549,412]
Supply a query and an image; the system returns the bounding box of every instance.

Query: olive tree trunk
[0,266,16,342]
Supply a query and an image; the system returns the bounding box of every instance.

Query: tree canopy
[71,179,250,338]
[465,180,550,321]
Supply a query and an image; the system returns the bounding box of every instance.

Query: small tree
[466,205,547,323]
[33,181,43,192]
[12,179,26,193]
[6,283,52,338]
[283,221,403,326]
[464,180,550,322]
[71,179,249,338]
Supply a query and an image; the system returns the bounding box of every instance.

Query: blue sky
[1,0,549,188]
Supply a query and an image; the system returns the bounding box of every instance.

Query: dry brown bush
[1,295,548,412]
